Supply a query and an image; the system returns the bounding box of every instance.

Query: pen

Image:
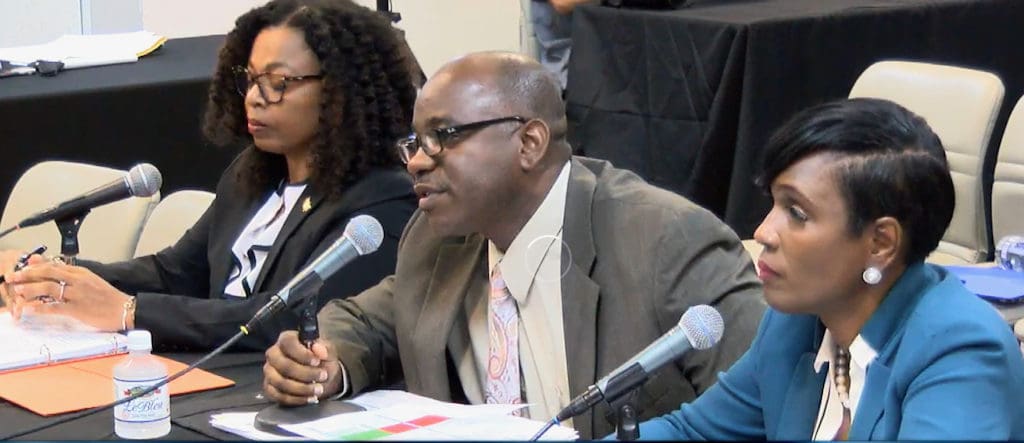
[0,244,47,284]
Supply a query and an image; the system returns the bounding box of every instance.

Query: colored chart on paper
[336,414,448,440]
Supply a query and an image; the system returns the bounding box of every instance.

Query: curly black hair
[203,0,417,199]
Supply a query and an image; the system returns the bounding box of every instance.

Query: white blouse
[223,182,307,298]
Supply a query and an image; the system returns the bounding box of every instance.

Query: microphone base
[253,401,365,435]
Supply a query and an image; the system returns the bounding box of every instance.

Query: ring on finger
[58,280,67,302]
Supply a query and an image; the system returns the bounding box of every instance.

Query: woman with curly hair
[0,0,418,351]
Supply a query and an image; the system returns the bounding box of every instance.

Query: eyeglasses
[396,116,528,164]
[231,66,323,104]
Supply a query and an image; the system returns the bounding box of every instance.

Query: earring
[862,266,882,285]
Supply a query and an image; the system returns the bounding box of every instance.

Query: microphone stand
[54,209,89,258]
[614,397,639,441]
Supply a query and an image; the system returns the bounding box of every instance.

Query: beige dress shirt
[451,160,572,425]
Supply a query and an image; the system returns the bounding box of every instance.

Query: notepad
[0,311,127,373]
[945,265,1024,304]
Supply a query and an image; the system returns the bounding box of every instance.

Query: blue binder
[945,265,1024,304]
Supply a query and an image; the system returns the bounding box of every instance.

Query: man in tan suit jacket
[263,51,765,439]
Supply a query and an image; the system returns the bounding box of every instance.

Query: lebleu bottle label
[113,376,169,423]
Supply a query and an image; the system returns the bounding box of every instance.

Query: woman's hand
[0,249,47,309]
[4,261,132,331]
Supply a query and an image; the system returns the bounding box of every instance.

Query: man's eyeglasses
[396,116,527,164]
[231,66,323,104]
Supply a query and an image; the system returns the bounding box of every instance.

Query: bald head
[430,52,570,151]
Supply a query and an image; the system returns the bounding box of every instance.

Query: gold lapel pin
[301,196,312,213]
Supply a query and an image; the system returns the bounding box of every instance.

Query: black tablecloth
[567,0,1024,238]
[0,35,239,213]
[0,352,267,440]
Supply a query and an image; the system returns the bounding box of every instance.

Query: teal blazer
[639,263,1024,440]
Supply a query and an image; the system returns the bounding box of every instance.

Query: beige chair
[0,161,159,263]
[849,61,1005,265]
[133,190,215,258]
[991,96,1024,245]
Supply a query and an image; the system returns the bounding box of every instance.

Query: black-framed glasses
[231,66,323,104]
[396,116,528,164]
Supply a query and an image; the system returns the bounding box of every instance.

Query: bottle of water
[996,235,1024,272]
[113,330,170,439]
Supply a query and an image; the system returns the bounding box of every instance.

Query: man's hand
[264,330,345,405]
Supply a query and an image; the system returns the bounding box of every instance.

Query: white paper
[0,31,164,68]
[0,311,127,372]
[209,412,306,441]
[211,390,577,441]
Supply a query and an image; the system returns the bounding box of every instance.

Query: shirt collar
[488,161,571,304]
[814,329,879,373]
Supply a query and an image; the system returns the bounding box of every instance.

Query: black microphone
[554,305,724,423]
[0,163,162,236]
[244,215,384,331]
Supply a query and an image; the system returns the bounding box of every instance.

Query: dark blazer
[317,156,767,439]
[81,155,416,351]
[639,263,1024,440]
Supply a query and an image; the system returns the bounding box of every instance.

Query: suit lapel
[850,362,891,439]
[560,159,600,437]
[412,235,486,399]
[776,352,826,440]
[253,186,322,290]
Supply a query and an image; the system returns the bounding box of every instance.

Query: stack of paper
[211,390,578,441]
[0,31,167,69]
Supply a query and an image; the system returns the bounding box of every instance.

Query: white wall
[0,0,82,47]
[355,0,524,76]
[0,0,525,75]
[83,0,141,33]
[141,0,264,39]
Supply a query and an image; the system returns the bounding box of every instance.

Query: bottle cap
[126,330,153,352]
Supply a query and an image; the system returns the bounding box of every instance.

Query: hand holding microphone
[258,215,383,405]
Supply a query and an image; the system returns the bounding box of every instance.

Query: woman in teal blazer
[639,98,1024,440]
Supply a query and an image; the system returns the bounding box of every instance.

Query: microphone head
[344,215,384,255]
[680,305,724,350]
[127,163,162,197]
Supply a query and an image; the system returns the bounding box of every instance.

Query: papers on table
[211,413,306,441]
[0,311,126,372]
[211,390,579,441]
[0,31,167,70]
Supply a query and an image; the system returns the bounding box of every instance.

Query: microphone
[244,214,384,330]
[555,305,724,423]
[3,163,162,232]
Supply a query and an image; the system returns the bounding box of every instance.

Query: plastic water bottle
[996,235,1024,272]
[113,330,170,439]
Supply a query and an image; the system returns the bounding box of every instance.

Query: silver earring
[862,266,882,285]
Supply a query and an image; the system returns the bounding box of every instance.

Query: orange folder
[0,354,234,416]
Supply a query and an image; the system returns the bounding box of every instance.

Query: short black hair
[758,98,954,264]
[203,0,416,198]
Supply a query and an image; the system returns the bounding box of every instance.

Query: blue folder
[945,265,1024,304]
